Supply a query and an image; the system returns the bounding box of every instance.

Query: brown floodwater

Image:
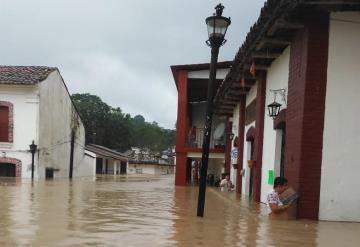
[0,175,359,247]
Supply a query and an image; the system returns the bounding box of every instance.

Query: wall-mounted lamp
[267,89,286,118]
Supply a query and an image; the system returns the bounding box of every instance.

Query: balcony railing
[187,128,224,149]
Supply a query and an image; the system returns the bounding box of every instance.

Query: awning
[85,144,129,162]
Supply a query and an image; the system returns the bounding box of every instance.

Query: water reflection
[0,175,359,246]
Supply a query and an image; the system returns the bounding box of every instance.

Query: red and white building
[171,62,232,186]
[173,0,360,222]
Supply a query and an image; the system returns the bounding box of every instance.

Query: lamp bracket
[270,88,287,106]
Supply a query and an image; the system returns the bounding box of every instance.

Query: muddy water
[0,175,359,247]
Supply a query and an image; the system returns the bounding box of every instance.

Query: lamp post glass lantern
[205,4,231,47]
[197,3,231,217]
[267,101,282,118]
[267,89,286,118]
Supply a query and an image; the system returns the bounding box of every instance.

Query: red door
[0,106,9,142]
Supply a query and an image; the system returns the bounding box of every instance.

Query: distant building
[0,66,95,178]
[127,147,175,175]
[170,62,232,185]
[86,144,128,175]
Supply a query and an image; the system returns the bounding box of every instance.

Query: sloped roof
[123,150,133,157]
[214,0,360,114]
[171,61,232,89]
[86,144,129,162]
[0,66,57,85]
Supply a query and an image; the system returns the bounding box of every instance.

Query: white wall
[230,104,240,189]
[241,83,258,195]
[246,81,258,106]
[128,164,155,175]
[38,71,88,179]
[188,68,229,79]
[74,151,96,177]
[242,122,255,195]
[0,85,39,178]
[127,164,174,175]
[187,152,224,159]
[320,12,360,221]
[260,46,290,203]
[106,159,116,174]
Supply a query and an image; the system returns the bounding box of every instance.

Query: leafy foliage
[71,93,175,152]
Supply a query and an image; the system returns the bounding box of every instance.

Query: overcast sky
[0,0,265,129]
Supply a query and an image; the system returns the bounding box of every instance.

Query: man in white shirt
[220,175,233,191]
[266,177,292,216]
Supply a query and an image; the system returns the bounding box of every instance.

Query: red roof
[0,66,57,85]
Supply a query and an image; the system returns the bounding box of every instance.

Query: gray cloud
[0,0,265,128]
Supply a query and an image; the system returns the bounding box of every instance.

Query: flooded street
[0,175,359,247]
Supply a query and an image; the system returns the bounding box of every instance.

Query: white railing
[188,128,223,149]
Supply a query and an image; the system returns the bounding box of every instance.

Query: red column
[236,95,246,194]
[253,72,266,202]
[285,12,329,220]
[175,70,188,186]
[224,118,232,174]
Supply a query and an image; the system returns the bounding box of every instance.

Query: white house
[126,147,175,175]
[86,144,128,175]
[0,66,95,179]
[127,161,175,175]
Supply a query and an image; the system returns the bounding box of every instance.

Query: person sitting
[220,175,233,191]
[266,176,293,218]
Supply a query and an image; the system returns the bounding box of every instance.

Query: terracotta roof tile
[0,66,57,85]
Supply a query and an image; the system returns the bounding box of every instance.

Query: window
[0,106,9,142]
[0,102,13,143]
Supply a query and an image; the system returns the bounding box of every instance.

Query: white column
[113,161,117,175]
[102,158,106,174]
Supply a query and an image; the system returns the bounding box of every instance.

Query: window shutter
[0,106,9,142]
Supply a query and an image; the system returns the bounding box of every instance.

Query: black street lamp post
[29,140,37,180]
[197,3,231,217]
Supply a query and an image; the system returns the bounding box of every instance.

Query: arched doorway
[0,163,16,177]
[0,157,22,177]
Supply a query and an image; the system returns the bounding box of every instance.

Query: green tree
[72,93,175,152]
[72,93,111,145]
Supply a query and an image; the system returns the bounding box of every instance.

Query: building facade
[171,62,232,186]
[213,0,360,222]
[86,144,128,175]
[127,147,175,175]
[127,161,174,175]
[0,66,95,179]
